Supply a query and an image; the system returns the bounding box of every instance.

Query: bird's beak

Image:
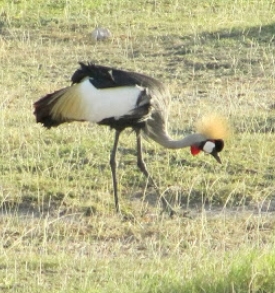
[211,150,222,164]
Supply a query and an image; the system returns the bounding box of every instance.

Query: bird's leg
[136,130,157,189]
[110,130,121,213]
[135,130,175,216]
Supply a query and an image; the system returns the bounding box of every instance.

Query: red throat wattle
[191,145,201,156]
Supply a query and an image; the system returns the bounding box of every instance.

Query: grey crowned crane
[34,62,226,214]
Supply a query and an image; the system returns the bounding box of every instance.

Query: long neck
[150,132,206,149]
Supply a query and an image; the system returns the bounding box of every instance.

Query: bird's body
[34,62,226,214]
[50,79,142,123]
[34,63,169,136]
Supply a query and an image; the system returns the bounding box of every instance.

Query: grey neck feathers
[149,132,207,149]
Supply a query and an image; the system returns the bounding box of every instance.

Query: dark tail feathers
[33,88,67,129]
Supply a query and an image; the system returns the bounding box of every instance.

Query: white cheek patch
[203,141,215,154]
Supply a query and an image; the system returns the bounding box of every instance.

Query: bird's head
[190,114,230,164]
[191,139,224,163]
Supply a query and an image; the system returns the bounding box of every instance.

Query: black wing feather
[71,62,164,90]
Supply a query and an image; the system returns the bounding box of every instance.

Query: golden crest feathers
[195,114,230,139]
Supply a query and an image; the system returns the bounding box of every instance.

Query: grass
[1,0,275,291]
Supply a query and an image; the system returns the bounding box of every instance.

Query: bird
[33,62,226,214]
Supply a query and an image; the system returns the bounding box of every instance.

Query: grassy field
[1,0,275,292]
